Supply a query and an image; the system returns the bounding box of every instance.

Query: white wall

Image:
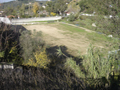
[0,17,11,24]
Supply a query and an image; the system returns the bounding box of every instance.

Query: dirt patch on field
[24,24,90,56]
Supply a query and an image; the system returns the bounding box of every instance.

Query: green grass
[65,58,85,78]
[61,16,96,31]
[52,23,86,33]
[46,22,119,50]
[30,20,57,23]
[30,21,48,22]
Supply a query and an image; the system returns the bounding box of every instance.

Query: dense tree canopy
[32,2,39,16]
[79,0,120,37]
[46,0,67,15]
[79,0,120,15]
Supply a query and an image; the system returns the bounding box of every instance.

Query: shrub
[0,51,4,58]
[0,22,22,63]
[83,45,119,79]
[65,58,85,78]
[64,45,119,79]
[79,15,86,20]
[26,48,50,68]
[20,30,44,64]
[8,46,23,64]
[50,12,56,16]
[68,14,76,22]
[40,14,46,17]
[83,45,110,79]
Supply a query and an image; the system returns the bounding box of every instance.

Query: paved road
[11,16,62,24]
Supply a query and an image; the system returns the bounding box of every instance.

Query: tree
[32,2,39,16]
[19,4,25,16]
[79,0,120,37]
[46,1,54,15]
[3,7,16,16]
[53,0,67,15]
[46,0,67,15]
[39,6,44,11]
[0,23,23,63]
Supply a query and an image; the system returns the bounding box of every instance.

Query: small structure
[7,15,15,19]
[0,11,4,16]
[80,13,94,16]
[108,35,113,38]
[92,23,96,27]
[0,17,12,24]
[0,62,14,69]
[109,15,113,18]
[42,5,46,9]
[65,10,75,16]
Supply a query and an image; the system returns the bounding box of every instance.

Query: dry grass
[24,23,119,56]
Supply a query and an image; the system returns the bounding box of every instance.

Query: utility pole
[29,0,31,16]
[29,2,30,15]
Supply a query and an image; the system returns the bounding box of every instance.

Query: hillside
[66,0,81,14]
[0,0,47,10]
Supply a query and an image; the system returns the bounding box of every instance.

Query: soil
[24,24,90,56]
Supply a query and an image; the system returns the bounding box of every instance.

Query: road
[11,16,62,24]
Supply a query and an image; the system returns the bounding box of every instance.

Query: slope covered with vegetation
[62,0,120,38]
[0,0,46,10]
[0,0,120,89]
[66,0,81,14]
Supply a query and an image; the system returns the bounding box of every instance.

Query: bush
[79,15,86,20]
[40,14,46,17]
[0,51,4,58]
[8,46,23,64]
[0,22,23,63]
[50,12,56,16]
[20,15,32,18]
[20,30,45,64]
[65,58,85,78]
[26,48,50,68]
[87,16,97,21]
[68,14,76,22]
[64,45,119,79]
[83,45,110,79]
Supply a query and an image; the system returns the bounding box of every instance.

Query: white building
[0,17,11,24]
[42,5,46,8]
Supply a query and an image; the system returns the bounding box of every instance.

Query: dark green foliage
[20,15,32,18]
[79,15,86,20]
[95,15,120,37]
[68,14,76,22]
[79,0,109,14]
[0,0,46,10]
[78,0,120,37]
[40,14,46,17]
[1,64,118,90]
[20,30,44,64]
[46,0,67,15]
[0,23,24,64]
[0,0,47,18]
[3,7,17,16]
[79,0,120,15]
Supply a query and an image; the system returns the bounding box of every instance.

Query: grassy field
[47,22,119,50]
[24,22,119,56]
[24,22,120,85]
[61,16,96,30]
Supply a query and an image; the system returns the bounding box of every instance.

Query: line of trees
[46,0,68,15]
[2,2,45,18]
[1,0,72,18]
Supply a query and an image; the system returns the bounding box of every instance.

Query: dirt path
[24,24,90,56]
